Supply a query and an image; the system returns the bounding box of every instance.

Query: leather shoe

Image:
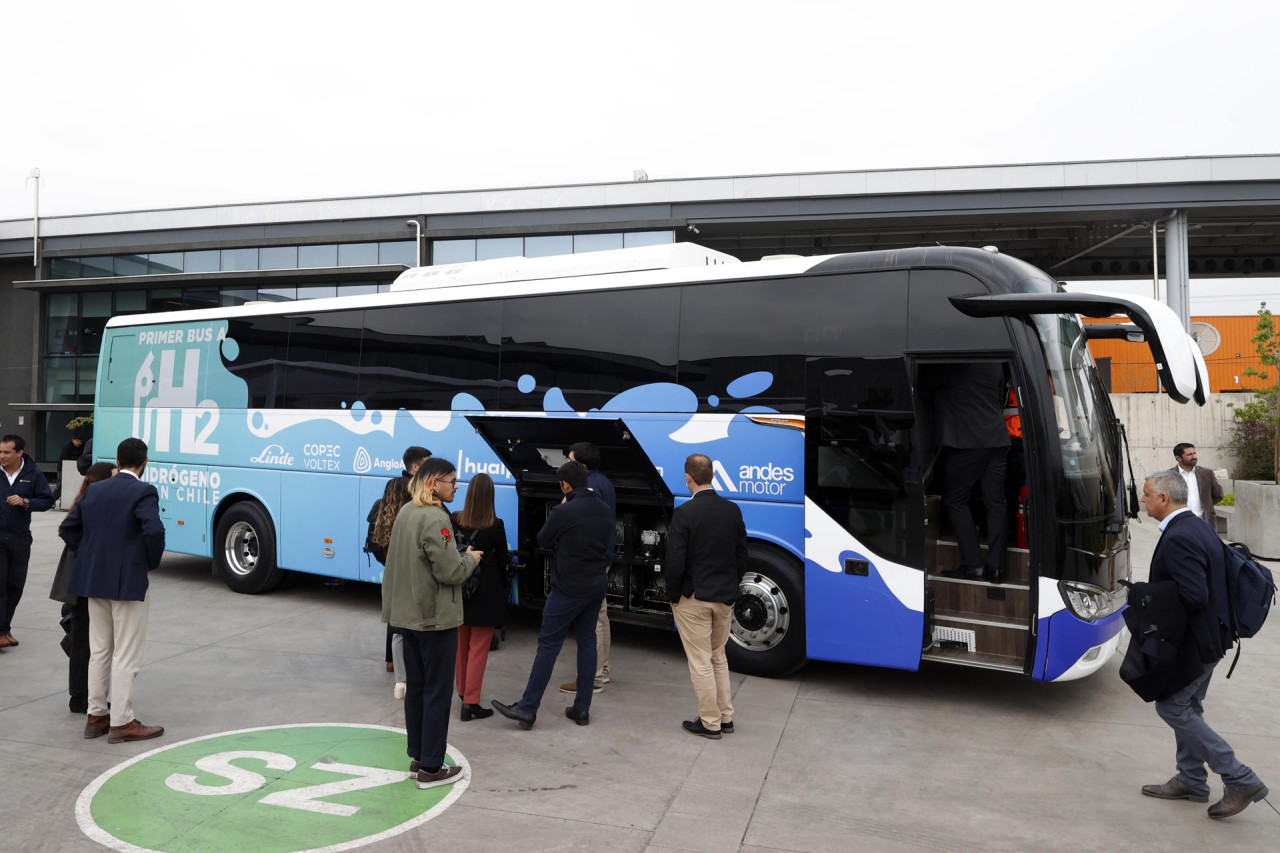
[84,714,110,739]
[565,706,590,726]
[682,719,722,739]
[983,567,1004,585]
[1141,776,1209,802]
[491,699,535,730]
[108,720,164,743]
[1208,781,1269,818]
[0,633,17,647]
[460,703,494,721]
[721,720,735,734]
[558,681,604,694]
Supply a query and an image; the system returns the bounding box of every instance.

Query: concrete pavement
[1,510,1276,852]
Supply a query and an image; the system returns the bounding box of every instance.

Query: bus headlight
[1059,580,1125,622]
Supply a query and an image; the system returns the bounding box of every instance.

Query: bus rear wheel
[215,501,284,595]
[725,545,806,677]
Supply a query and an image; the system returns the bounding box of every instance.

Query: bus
[91,243,1208,680]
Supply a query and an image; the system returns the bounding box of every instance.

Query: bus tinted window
[499,288,679,411]
[907,269,1010,351]
[678,274,907,412]
[284,311,363,408]
[223,315,290,408]
[360,302,501,411]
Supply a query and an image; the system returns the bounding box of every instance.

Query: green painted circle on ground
[77,723,469,853]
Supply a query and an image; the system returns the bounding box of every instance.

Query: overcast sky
[3,0,1279,311]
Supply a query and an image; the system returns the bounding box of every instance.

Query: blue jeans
[518,591,602,715]
[401,627,458,770]
[1155,660,1262,795]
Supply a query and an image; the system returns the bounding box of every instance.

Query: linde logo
[710,459,795,495]
[249,444,296,466]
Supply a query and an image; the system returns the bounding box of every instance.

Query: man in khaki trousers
[60,438,166,744]
[666,454,748,739]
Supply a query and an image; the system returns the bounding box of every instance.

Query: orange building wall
[1084,316,1271,394]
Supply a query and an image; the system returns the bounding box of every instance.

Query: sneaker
[558,681,604,694]
[393,682,406,700]
[417,764,466,790]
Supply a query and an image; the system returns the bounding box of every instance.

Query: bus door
[804,356,926,671]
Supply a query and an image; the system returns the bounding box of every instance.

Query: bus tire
[725,545,807,678]
[214,501,284,595]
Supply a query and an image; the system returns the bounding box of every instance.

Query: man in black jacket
[1,434,55,649]
[1138,469,1268,819]
[493,461,613,730]
[667,453,748,739]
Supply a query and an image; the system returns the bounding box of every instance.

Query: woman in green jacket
[381,457,481,790]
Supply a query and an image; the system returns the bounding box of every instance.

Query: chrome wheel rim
[730,572,791,651]
[224,521,259,577]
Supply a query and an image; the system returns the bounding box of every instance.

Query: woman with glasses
[451,472,510,721]
[381,458,482,790]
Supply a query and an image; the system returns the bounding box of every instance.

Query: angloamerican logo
[249,444,295,466]
[710,460,795,496]
[353,447,402,475]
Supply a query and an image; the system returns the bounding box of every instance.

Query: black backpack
[364,498,386,566]
[1222,541,1276,677]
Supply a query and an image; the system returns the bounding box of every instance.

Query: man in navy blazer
[1138,469,1267,819]
[666,453,748,739]
[60,437,166,744]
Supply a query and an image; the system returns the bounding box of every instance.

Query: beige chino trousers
[671,595,734,730]
[87,593,150,727]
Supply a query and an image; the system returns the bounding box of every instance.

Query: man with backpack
[1137,470,1268,819]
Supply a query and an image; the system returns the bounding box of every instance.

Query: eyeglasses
[439,477,457,486]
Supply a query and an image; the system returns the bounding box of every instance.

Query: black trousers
[401,627,458,770]
[61,598,91,699]
[0,536,32,634]
[942,447,1007,572]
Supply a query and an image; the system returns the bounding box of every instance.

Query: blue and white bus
[91,243,1207,680]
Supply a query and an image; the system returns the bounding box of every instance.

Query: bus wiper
[1119,422,1141,521]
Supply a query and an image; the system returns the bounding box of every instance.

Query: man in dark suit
[931,363,1010,584]
[1168,443,1224,527]
[560,440,617,696]
[492,461,613,730]
[666,453,748,739]
[59,437,166,744]
[1138,469,1267,819]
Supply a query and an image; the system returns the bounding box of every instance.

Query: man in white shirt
[1167,443,1223,527]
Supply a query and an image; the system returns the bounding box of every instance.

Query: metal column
[1164,211,1190,332]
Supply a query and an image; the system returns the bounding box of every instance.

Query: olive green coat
[381,501,477,632]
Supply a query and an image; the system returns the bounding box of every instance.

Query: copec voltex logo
[710,459,795,495]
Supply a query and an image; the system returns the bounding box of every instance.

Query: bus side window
[284,311,363,408]
[224,315,290,409]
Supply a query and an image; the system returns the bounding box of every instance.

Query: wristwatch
[22,498,30,508]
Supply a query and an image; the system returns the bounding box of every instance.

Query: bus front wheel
[726,546,806,677]
[215,502,284,595]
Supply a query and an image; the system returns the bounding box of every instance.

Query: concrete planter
[1232,479,1280,558]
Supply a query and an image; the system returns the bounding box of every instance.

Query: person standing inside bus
[1138,470,1268,818]
[381,458,480,789]
[48,461,117,714]
[1,434,55,650]
[451,472,509,721]
[59,438,166,743]
[931,363,1009,585]
[560,441,616,697]
[666,453,748,739]
[493,461,613,730]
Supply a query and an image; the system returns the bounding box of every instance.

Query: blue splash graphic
[727,371,773,398]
